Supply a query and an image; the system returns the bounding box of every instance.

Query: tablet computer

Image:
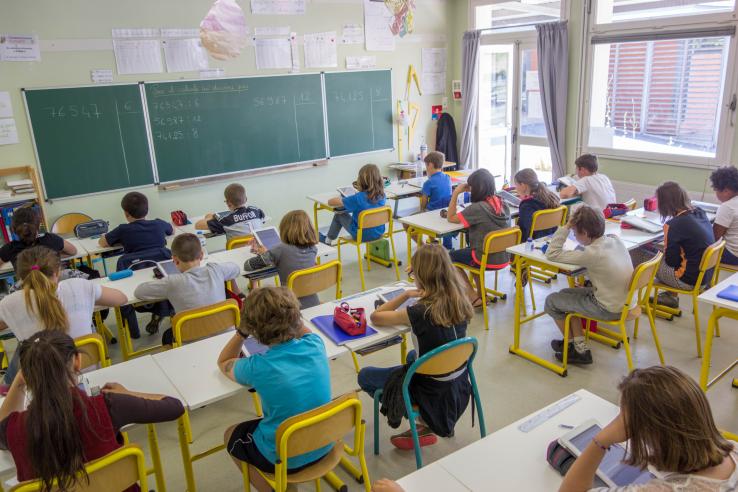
[155,260,180,277]
[253,226,282,250]
[379,287,418,310]
[559,419,654,488]
[498,189,521,207]
[337,186,357,198]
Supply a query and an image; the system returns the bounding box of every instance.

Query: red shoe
[390,426,437,450]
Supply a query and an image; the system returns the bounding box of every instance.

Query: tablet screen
[157,260,180,277]
[380,288,418,310]
[255,228,281,250]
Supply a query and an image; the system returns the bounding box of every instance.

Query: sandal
[390,425,437,450]
[472,296,489,309]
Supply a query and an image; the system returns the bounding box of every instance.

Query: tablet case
[311,314,378,345]
[716,284,738,302]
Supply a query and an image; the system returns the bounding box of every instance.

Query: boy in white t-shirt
[560,154,616,211]
[710,165,738,265]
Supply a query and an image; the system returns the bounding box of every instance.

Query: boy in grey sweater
[544,206,634,364]
[134,233,240,345]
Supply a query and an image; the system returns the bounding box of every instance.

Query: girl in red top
[0,331,183,491]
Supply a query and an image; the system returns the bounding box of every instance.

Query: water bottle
[526,238,534,252]
[419,139,428,159]
[196,230,208,258]
[415,156,424,178]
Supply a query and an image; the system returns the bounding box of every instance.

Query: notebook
[716,285,738,302]
[242,336,269,356]
[621,216,663,234]
[311,314,378,345]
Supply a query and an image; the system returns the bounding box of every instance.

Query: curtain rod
[478,20,563,33]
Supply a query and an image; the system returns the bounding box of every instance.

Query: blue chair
[372,337,486,469]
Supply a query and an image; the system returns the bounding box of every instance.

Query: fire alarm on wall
[452,80,462,100]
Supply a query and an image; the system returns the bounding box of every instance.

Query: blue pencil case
[311,314,378,345]
[716,285,738,302]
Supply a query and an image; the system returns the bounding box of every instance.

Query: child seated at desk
[404,151,454,248]
[219,287,331,492]
[544,206,633,365]
[0,331,184,491]
[710,166,738,266]
[0,206,77,271]
[514,168,561,240]
[446,168,511,307]
[630,182,714,309]
[99,191,173,254]
[559,154,616,212]
[134,233,240,346]
[560,366,736,492]
[195,183,265,240]
[244,210,319,308]
[359,243,473,450]
[324,164,387,245]
[0,246,127,386]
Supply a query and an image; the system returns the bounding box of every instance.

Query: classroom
[0,1,736,491]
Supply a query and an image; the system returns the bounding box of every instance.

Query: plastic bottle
[196,230,208,258]
[419,138,428,159]
[415,155,424,178]
[526,238,534,252]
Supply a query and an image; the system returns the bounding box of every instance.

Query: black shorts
[226,419,323,473]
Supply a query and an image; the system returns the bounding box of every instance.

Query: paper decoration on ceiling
[200,0,249,60]
[385,0,415,37]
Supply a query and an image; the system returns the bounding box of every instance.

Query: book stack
[6,179,34,195]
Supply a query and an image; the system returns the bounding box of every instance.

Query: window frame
[469,0,569,32]
[577,1,738,168]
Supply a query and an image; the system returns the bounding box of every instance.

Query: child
[244,210,320,308]
[446,168,511,306]
[545,206,633,365]
[404,151,454,248]
[195,183,265,240]
[514,168,561,240]
[559,154,616,212]
[325,164,387,245]
[0,206,77,270]
[710,166,738,265]
[631,181,714,308]
[0,331,184,491]
[219,287,331,492]
[134,233,240,346]
[99,191,173,253]
[359,243,474,450]
[0,246,127,385]
[560,366,736,492]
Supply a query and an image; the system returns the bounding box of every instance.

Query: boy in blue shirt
[420,151,452,211]
[100,192,173,254]
[219,287,331,490]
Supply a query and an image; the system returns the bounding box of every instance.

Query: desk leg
[510,257,523,351]
[700,309,719,391]
[400,333,407,364]
[114,307,131,361]
[406,227,413,270]
[313,202,320,237]
[177,416,197,492]
[147,423,166,492]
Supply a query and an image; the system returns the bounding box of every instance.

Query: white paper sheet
[0,93,12,119]
[200,68,225,78]
[346,55,376,70]
[303,31,337,68]
[0,119,19,146]
[251,0,306,15]
[422,48,446,73]
[90,69,113,84]
[163,38,209,72]
[363,0,395,51]
[341,24,364,45]
[254,26,291,36]
[161,28,200,38]
[112,28,160,38]
[0,34,40,62]
[113,39,163,74]
[422,72,446,95]
[290,32,300,72]
[254,37,292,69]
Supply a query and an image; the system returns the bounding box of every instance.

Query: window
[473,1,562,30]
[595,0,735,26]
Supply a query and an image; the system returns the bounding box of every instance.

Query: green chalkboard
[23,85,154,199]
[324,70,393,158]
[145,75,327,183]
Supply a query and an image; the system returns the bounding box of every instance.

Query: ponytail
[18,331,87,492]
[16,246,69,332]
[11,207,41,246]
[514,168,560,210]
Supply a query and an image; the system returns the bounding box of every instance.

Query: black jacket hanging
[435,112,459,164]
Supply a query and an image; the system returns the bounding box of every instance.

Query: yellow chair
[226,236,254,250]
[568,252,665,372]
[51,212,92,234]
[525,205,568,285]
[336,206,400,291]
[651,239,725,357]
[75,333,110,369]
[10,444,147,492]
[287,260,342,301]
[454,227,522,330]
[240,392,371,492]
[171,299,241,348]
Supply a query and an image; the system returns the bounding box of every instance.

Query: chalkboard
[23,85,154,199]
[145,74,327,183]
[324,70,393,158]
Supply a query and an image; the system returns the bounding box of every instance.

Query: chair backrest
[696,239,726,288]
[226,236,253,250]
[623,198,637,210]
[51,213,93,235]
[414,340,475,376]
[275,392,361,460]
[75,333,109,369]
[10,444,147,492]
[630,251,663,293]
[482,226,521,256]
[358,206,392,230]
[287,260,341,299]
[529,206,567,237]
[171,299,240,346]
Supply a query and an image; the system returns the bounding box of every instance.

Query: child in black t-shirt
[0,206,77,271]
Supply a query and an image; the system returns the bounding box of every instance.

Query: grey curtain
[536,21,568,180]
[459,30,481,170]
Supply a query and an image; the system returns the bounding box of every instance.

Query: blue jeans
[327,211,353,240]
[723,248,738,265]
[3,350,19,386]
[357,350,417,397]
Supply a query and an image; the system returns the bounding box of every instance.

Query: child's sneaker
[146,314,162,335]
[390,426,437,450]
[555,348,593,365]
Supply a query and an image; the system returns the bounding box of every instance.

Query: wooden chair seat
[258,443,343,483]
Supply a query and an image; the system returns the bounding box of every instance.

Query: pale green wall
[0,0,453,226]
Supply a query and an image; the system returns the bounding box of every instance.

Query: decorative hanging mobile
[385,0,416,38]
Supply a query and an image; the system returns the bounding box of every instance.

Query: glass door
[518,45,552,184]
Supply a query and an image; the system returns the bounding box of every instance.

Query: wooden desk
[389,161,456,180]
[398,209,466,267]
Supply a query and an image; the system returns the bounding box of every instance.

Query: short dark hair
[709,166,738,193]
[239,287,302,346]
[224,183,246,207]
[424,151,445,169]
[575,154,599,173]
[120,192,148,219]
[570,205,605,239]
[12,206,41,245]
[171,233,202,262]
[656,181,691,219]
[467,168,497,203]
